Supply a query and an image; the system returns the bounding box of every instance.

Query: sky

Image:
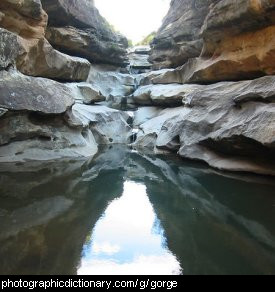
[95,0,171,44]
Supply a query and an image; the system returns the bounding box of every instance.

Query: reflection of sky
[78,181,182,275]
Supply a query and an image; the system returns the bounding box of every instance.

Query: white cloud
[78,253,182,275]
[78,181,182,275]
[95,0,170,43]
[92,242,121,255]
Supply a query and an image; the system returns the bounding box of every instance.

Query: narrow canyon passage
[0,0,275,276]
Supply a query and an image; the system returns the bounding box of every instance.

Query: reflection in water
[78,181,181,275]
[0,146,275,275]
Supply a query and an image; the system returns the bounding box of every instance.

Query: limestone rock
[132,84,202,106]
[0,28,22,69]
[72,104,132,144]
[133,107,163,127]
[128,46,152,71]
[67,82,105,105]
[0,70,99,162]
[0,70,74,114]
[134,76,275,176]
[150,0,213,69]
[134,107,187,150]
[42,0,128,66]
[137,69,174,86]
[0,0,47,39]
[87,65,136,108]
[0,3,91,81]
[154,0,275,83]
[46,26,128,67]
[0,111,98,163]
[17,38,91,81]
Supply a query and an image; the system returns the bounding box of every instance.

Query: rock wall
[149,0,214,69]
[151,0,275,82]
[1,0,275,177]
[0,0,132,163]
[131,0,275,176]
[42,0,129,67]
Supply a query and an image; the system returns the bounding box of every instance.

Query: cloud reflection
[78,181,181,275]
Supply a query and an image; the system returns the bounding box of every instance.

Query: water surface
[0,146,275,275]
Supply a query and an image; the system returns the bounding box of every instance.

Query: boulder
[67,82,105,105]
[87,65,136,108]
[134,107,186,150]
[10,35,92,81]
[42,0,128,66]
[17,38,91,81]
[0,70,74,114]
[72,104,132,144]
[132,84,202,106]
[133,76,275,176]
[133,107,163,127]
[136,69,174,86]
[46,26,128,67]
[0,70,99,162]
[0,28,22,69]
[0,111,98,163]
[128,46,152,70]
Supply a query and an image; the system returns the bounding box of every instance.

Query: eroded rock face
[132,84,202,106]
[0,111,98,163]
[18,38,91,81]
[42,0,128,66]
[152,0,275,83]
[72,104,132,144]
[128,46,152,72]
[133,76,275,176]
[0,70,74,114]
[0,69,133,162]
[0,1,91,81]
[150,0,213,69]
[46,26,128,67]
[87,65,136,109]
[67,82,105,105]
[0,0,48,39]
[0,28,22,69]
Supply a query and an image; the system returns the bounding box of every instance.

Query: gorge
[0,0,275,275]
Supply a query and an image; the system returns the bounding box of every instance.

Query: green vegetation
[136,32,156,46]
[128,39,134,47]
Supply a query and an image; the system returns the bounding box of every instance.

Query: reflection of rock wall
[0,153,126,275]
[1,146,275,274]
[0,146,275,274]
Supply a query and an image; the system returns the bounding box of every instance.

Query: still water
[0,146,275,275]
